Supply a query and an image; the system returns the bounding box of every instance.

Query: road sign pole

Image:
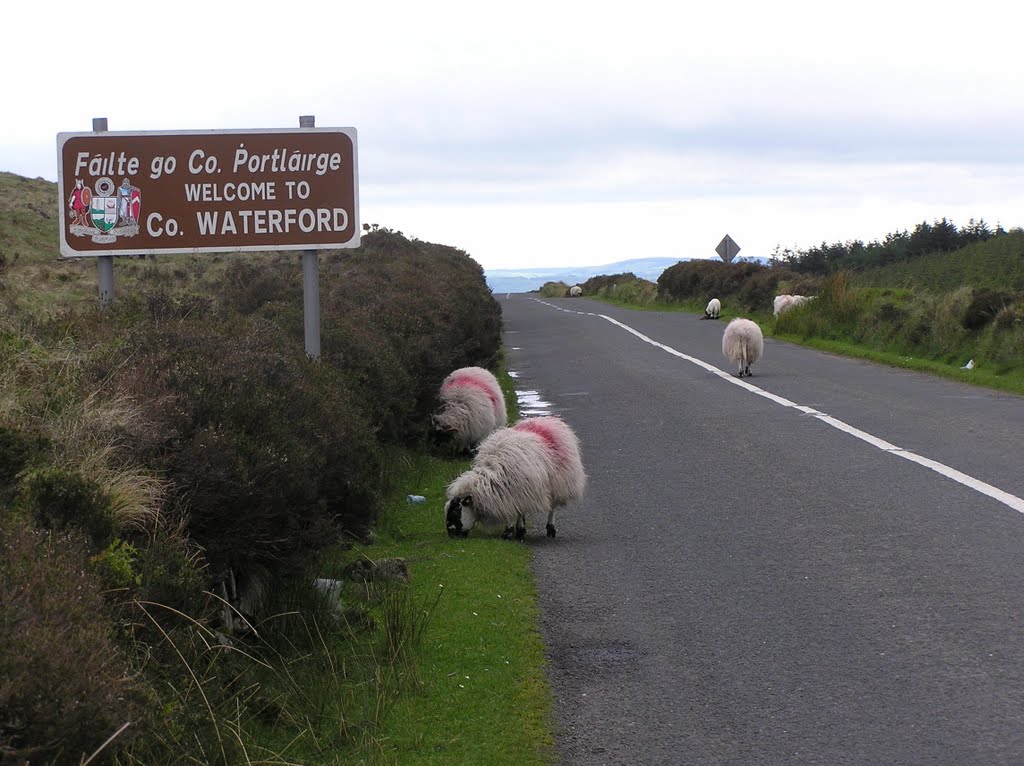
[92,117,115,308]
[299,114,321,361]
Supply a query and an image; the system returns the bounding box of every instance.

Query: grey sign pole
[92,117,115,308]
[299,114,321,360]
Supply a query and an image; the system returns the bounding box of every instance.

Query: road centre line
[530,299,1024,515]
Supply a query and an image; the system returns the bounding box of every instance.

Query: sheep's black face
[446,497,471,538]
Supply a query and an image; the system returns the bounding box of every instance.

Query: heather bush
[0,423,46,505]
[582,272,639,295]
[320,232,502,443]
[539,280,570,297]
[658,260,793,312]
[587,276,659,305]
[0,519,148,763]
[109,314,383,585]
[18,466,115,547]
[961,288,1018,330]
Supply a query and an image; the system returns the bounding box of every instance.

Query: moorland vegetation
[1,172,558,765]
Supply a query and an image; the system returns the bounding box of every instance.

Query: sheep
[701,297,721,320]
[773,294,793,317]
[722,318,764,377]
[569,285,583,297]
[774,294,812,317]
[446,415,586,541]
[432,366,507,452]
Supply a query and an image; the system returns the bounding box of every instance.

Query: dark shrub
[962,288,1017,330]
[0,423,46,504]
[19,466,114,547]
[878,302,906,323]
[737,270,778,312]
[658,260,789,311]
[111,315,382,585]
[582,272,638,294]
[217,258,302,315]
[0,520,147,763]
[321,232,502,444]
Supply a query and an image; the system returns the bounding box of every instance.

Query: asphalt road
[500,294,1024,766]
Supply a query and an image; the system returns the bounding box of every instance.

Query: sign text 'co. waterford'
[56,128,359,257]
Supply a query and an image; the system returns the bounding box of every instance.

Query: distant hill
[485,255,772,294]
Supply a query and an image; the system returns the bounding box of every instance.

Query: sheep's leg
[515,513,527,542]
[546,509,557,538]
[502,525,516,540]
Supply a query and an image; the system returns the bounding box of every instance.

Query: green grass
[305,449,555,765]
[855,229,1024,292]
[770,331,1024,394]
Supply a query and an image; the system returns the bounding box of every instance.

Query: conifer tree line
[778,218,1008,274]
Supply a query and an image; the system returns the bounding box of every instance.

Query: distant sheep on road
[702,298,721,319]
[570,285,583,297]
[722,318,764,377]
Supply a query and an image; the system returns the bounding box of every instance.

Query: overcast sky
[6,0,1023,270]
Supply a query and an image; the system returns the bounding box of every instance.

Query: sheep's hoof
[546,523,556,538]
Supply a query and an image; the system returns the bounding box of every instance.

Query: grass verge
[325,448,555,765]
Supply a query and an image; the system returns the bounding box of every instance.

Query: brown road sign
[56,128,358,257]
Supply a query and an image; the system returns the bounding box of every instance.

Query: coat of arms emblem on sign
[68,176,141,244]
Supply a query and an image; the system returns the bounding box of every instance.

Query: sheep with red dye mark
[446,415,586,541]
[432,367,507,452]
[722,317,764,377]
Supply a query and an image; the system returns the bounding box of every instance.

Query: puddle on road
[516,389,553,416]
[509,368,553,415]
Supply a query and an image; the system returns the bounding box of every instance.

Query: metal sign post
[92,117,115,308]
[299,114,321,360]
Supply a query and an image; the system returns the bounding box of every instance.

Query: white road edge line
[591,309,1024,515]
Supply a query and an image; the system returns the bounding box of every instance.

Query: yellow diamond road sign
[716,234,741,263]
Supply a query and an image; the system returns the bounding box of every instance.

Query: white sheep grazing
[702,298,721,319]
[773,294,793,317]
[432,367,507,452]
[446,415,586,540]
[569,285,583,297]
[722,318,764,377]
[775,294,813,317]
